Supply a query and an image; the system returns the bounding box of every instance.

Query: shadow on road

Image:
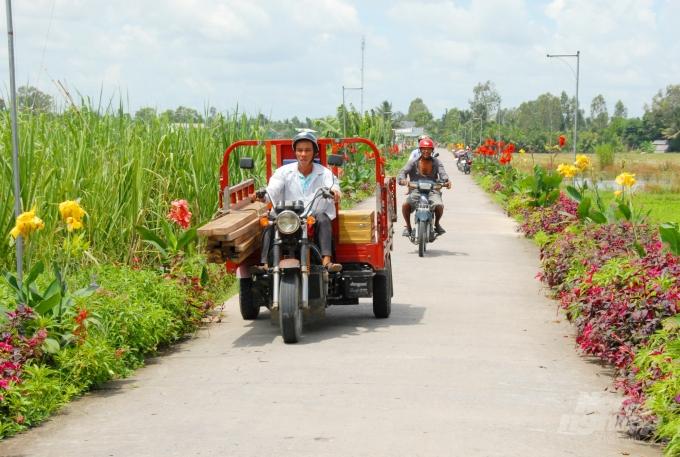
[423,248,469,257]
[406,248,469,257]
[232,301,426,347]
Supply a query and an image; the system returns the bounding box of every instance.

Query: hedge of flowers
[473,138,680,456]
[1,199,233,438]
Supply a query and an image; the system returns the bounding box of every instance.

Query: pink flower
[0,342,13,352]
[167,199,192,229]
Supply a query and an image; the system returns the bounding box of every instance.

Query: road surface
[0,148,659,457]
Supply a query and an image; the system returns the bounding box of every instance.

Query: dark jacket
[397,157,450,183]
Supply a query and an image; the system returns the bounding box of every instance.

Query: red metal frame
[220,137,395,273]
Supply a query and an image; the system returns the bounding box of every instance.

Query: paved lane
[0,148,659,457]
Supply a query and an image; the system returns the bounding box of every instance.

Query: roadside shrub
[56,335,128,392]
[0,364,73,437]
[596,143,616,169]
[0,260,233,438]
[633,318,680,451]
[517,192,578,238]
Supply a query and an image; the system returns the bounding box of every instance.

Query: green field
[596,190,680,224]
[509,151,680,224]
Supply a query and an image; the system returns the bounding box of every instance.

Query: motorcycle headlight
[276,210,301,235]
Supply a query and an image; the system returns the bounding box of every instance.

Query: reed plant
[0,105,265,268]
[1,103,395,269]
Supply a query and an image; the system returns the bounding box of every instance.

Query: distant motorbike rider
[254,131,342,272]
[457,146,472,165]
[397,138,451,237]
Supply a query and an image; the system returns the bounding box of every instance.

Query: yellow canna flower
[574,154,591,172]
[557,163,578,178]
[615,172,636,188]
[66,216,84,232]
[59,200,86,223]
[9,209,45,239]
[519,148,526,155]
[59,199,86,231]
[614,190,622,197]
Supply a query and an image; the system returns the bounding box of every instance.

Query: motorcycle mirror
[239,157,254,169]
[327,154,344,167]
[433,152,439,158]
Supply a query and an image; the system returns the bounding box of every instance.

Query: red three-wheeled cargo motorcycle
[215,137,398,343]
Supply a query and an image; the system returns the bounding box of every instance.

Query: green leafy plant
[659,222,680,255]
[136,199,197,267]
[518,165,562,207]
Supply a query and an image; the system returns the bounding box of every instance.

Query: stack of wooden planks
[198,202,268,264]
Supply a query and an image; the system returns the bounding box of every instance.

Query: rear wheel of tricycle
[279,273,302,344]
[239,277,260,320]
[373,256,392,318]
[418,220,427,257]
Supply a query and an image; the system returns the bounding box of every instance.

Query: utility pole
[5,0,24,285]
[342,37,365,135]
[547,50,580,158]
[360,36,365,114]
[473,116,482,146]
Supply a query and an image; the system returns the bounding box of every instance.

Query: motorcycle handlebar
[406,181,448,190]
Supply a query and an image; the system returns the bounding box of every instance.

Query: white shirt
[266,162,342,219]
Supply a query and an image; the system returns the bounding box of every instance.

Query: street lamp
[547,50,580,158]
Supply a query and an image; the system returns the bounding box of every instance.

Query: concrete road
[0,148,660,457]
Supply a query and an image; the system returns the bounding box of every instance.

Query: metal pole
[574,50,580,159]
[547,51,580,159]
[6,0,24,285]
[360,36,365,114]
[342,85,346,138]
[479,118,482,144]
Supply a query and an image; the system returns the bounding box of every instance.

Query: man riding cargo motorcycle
[398,138,451,237]
[254,131,343,272]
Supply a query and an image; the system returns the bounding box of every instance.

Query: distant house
[653,139,670,153]
[393,122,426,147]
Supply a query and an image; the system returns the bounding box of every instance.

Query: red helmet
[418,138,434,150]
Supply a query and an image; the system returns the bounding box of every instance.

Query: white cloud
[0,0,677,118]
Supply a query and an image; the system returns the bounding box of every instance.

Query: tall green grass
[0,106,264,268]
[1,104,394,269]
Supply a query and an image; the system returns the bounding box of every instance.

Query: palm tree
[376,100,393,120]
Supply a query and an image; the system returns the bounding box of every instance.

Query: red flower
[75,308,89,325]
[168,199,192,229]
[503,143,516,155]
[558,135,566,148]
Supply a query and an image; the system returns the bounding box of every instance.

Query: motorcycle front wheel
[418,220,427,257]
[279,273,302,344]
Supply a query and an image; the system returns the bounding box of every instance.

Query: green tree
[406,98,433,127]
[469,81,501,123]
[135,107,157,122]
[559,91,572,130]
[613,100,628,119]
[590,94,609,131]
[644,84,680,143]
[17,85,53,113]
[376,100,393,120]
[173,106,203,124]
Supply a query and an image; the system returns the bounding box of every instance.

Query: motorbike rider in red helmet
[397,137,451,237]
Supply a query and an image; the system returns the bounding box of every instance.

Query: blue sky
[0,0,678,119]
